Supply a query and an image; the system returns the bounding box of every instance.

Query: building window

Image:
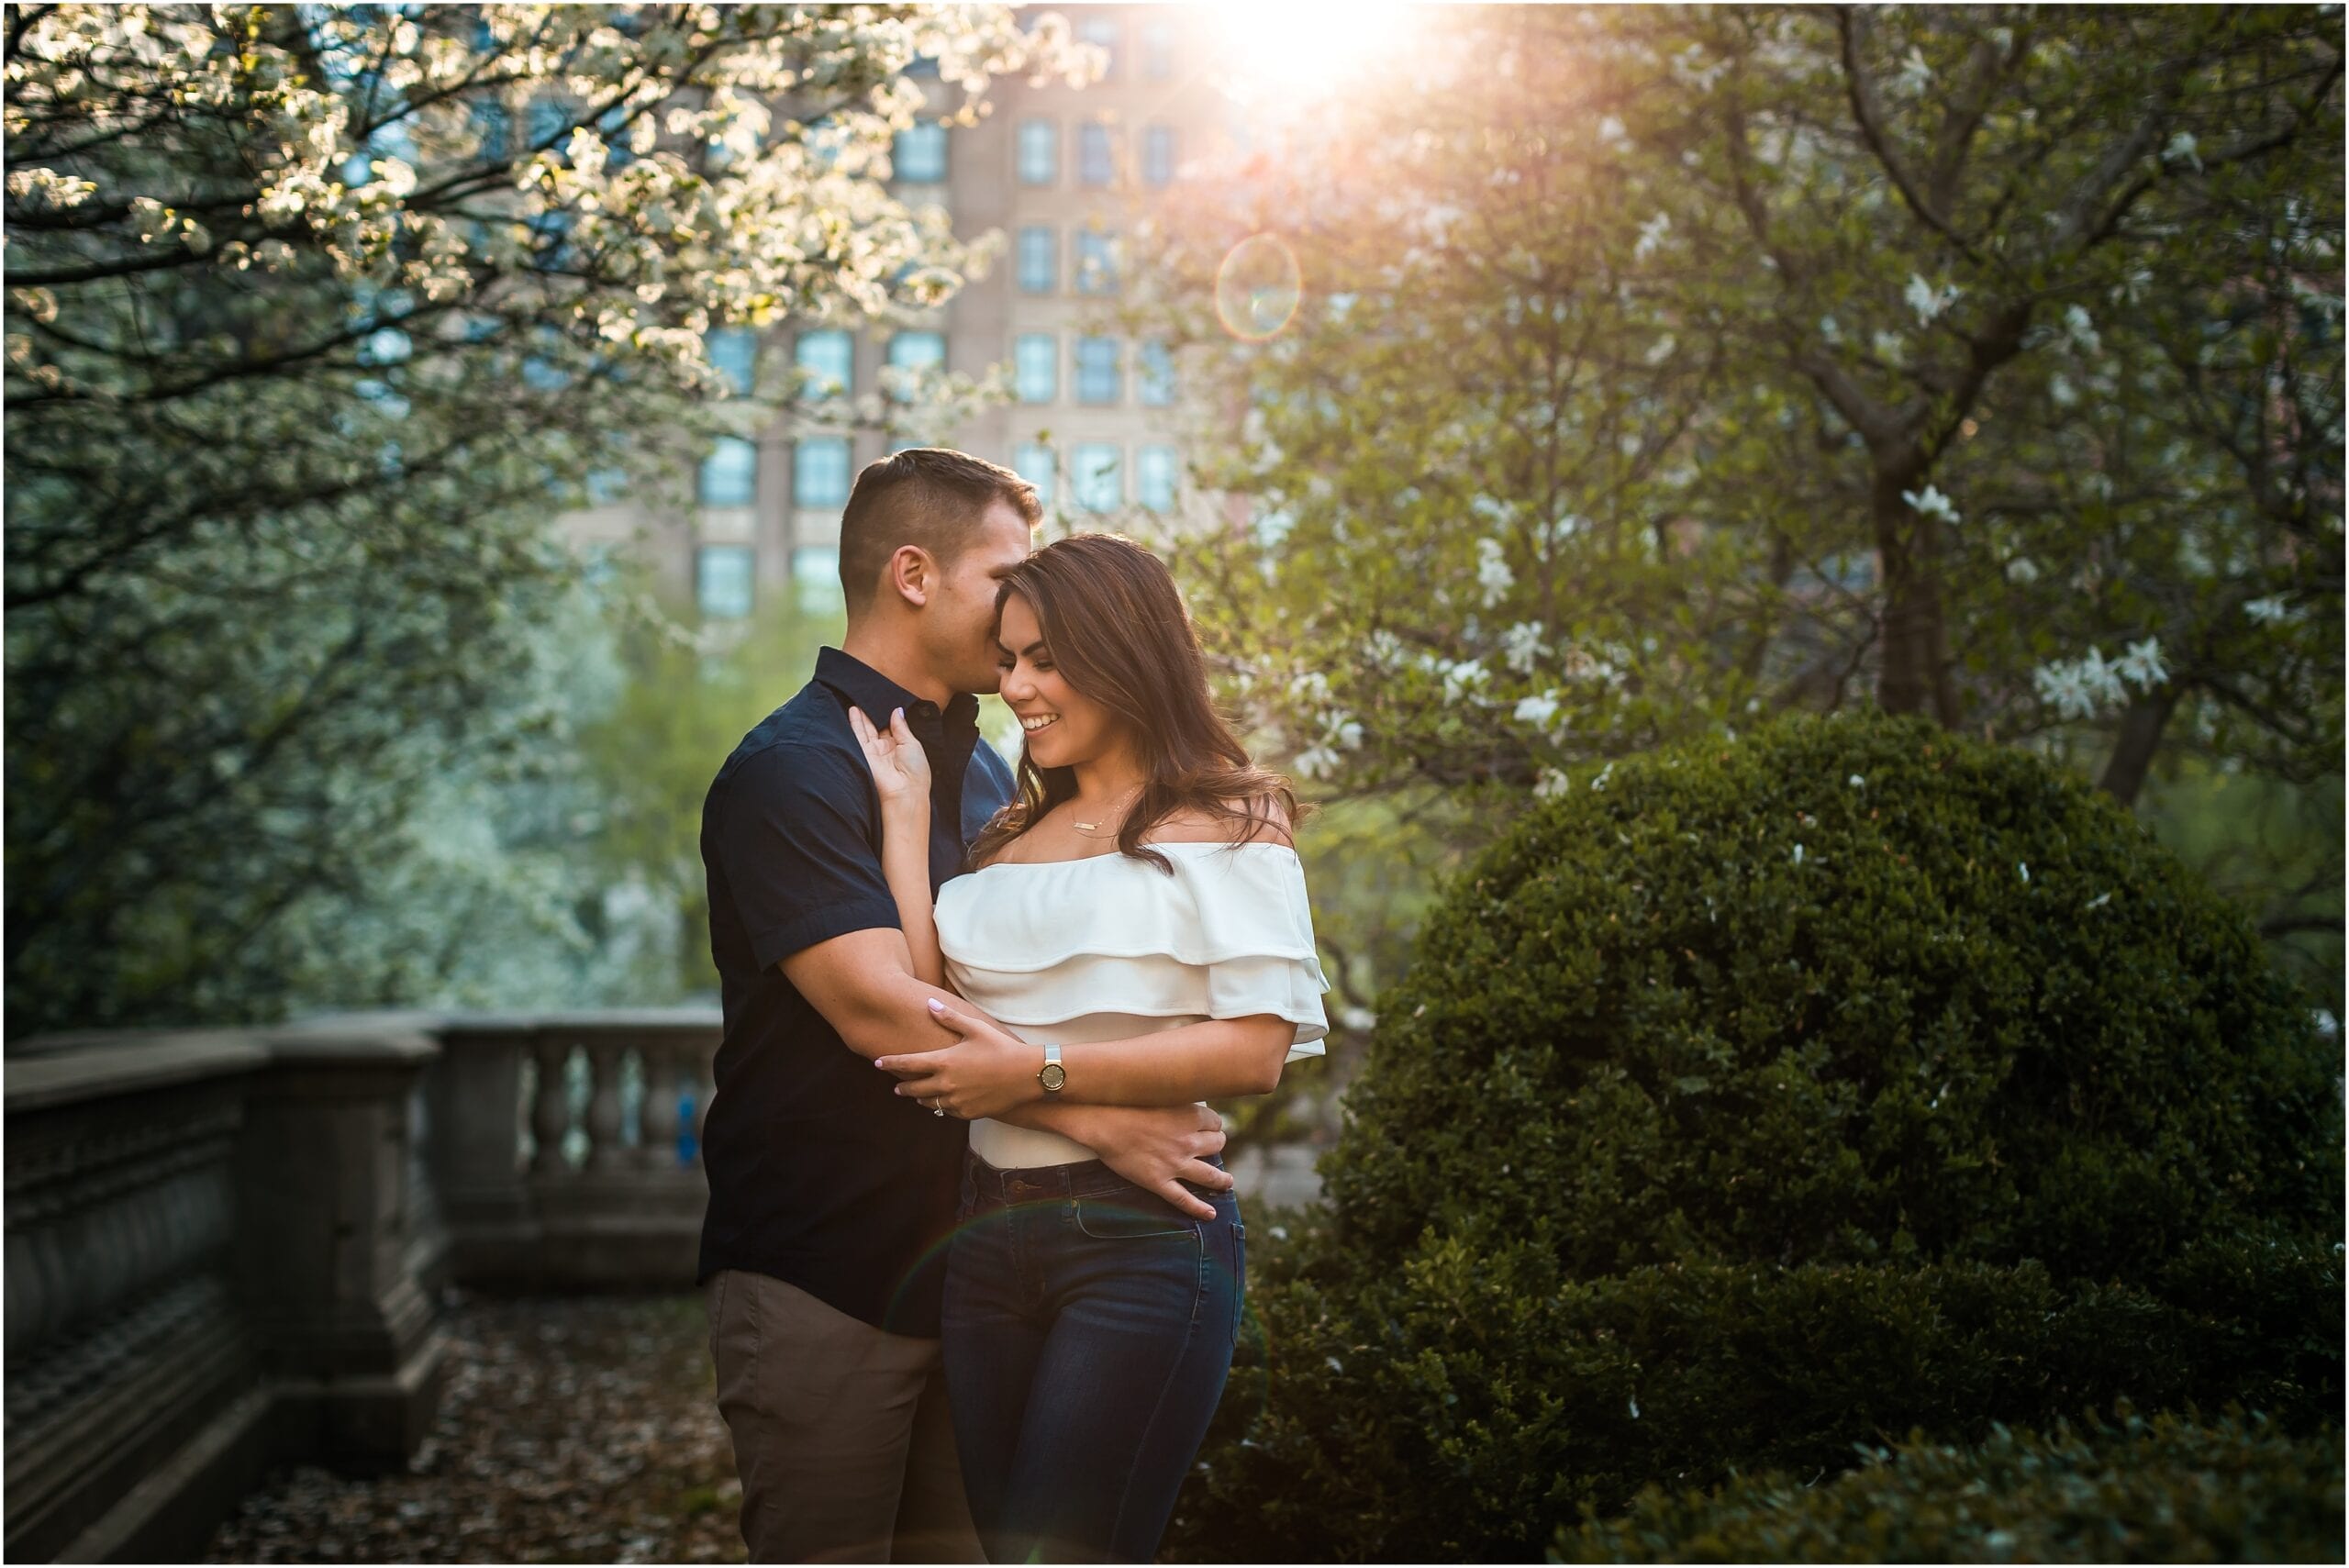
[1141,19,1174,81]
[697,545,754,619]
[1017,226,1058,295]
[886,330,946,402]
[1137,446,1177,511]
[1014,441,1057,507]
[1138,340,1175,406]
[1074,229,1119,295]
[1141,125,1176,187]
[1017,119,1058,185]
[699,437,757,506]
[792,544,844,617]
[1077,121,1117,187]
[794,436,852,508]
[1073,443,1121,512]
[1015,334,1058,405]
[1077,16,1119,78]
[796,328,853,398]
[892,121,948,183]
[584,466,629,505]
[707,328,758,395]
[1074,336,1121,406]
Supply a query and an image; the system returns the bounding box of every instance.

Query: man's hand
[1087,1103,1231,1220]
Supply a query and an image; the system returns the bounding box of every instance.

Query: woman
[843,532,1329,1563]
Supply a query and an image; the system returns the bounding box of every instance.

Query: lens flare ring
[1215,234,1303,343]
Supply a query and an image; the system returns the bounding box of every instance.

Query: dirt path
[206,1293,743,1563]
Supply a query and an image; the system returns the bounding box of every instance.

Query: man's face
[924,501,1033,696]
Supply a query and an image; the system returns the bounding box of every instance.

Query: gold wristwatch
[1037,1044,1066,1094]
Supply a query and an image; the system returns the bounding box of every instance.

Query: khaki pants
[707,1269,982,1564]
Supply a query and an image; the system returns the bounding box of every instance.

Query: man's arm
[780,929,1230,1216]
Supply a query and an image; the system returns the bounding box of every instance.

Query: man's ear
[886,543,933,608]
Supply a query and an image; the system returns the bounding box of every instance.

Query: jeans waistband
[963,1148,1226,1208]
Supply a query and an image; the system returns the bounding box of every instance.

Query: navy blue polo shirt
[696,645,1017,1336]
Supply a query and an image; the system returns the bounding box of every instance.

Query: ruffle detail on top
[936,840,1330,1055]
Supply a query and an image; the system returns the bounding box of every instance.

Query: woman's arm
[881,1002,1295,1118]
[847,706,943,987]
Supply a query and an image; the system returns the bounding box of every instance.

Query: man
[697,449,1232,1564]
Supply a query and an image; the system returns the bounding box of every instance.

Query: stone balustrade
[3,1008,721,1563]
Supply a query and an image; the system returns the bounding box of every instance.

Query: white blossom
[1294,743,1343,781]
[2162,131,2202,172]
[2245,595,2298,626]
[1589,761,1616,792]
[1534,768,1572,799]
[1642,332,1677,365]
[2049,373,2079,407]
[2032,647,2130,718]
[2006,557,2042,584]
[1633,210,1672,263]
[1894,46,1933,95]
[1871,329,1907,367]
[1361,629,1408,670]
[2062,304,2102,355]
[1442,658,1491,703]
[1597,116,1630,149]
[1904,273,1961,323]
[2113,638,2168,689]
[1513,691,1561,728]
[1500,620,1549,674]
[1475,538,1515,606]
[1901,484,1961,525]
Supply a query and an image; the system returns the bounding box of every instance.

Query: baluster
[531,1036,573,1175]
[585,1036,627,1173]
[639,1043,681,1172]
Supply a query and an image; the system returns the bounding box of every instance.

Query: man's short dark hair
[837,448,1042,617]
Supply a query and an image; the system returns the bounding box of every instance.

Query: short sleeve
[1186,850,1330,1060]
[714,743,900,971]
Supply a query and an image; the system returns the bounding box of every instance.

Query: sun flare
[1199,0,1424,103]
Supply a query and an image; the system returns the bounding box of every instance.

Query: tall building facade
[562,6,1241,623]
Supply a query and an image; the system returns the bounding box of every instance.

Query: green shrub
[1326,712,2337,1284]
[1173,715,2343,1561]
[1554,1405,2344,1563]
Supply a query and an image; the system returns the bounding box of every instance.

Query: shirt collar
[811,646,979,744]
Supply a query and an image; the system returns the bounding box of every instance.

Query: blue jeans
[941,1150,1244,1564]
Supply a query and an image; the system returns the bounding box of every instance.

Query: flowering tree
[4,4,1090,1032]
[1142,5,2339,811]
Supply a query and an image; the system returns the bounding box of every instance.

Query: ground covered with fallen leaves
[206,1292,743,1563]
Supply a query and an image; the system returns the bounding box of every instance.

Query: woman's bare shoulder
[1149,796,1296,851]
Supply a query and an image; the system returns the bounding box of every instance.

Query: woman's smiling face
[995,591,1124,770]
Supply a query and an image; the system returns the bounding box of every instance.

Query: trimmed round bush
[1328,712,2337,1282]
[1170,714,2343,1562]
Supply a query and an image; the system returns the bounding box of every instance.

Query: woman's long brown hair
[965,532,1311,874]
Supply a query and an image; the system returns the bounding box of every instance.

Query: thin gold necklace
[1071,784,1144,834]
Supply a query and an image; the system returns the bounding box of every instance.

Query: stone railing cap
[6,1030,272,1115]
[256,1026,440,1067]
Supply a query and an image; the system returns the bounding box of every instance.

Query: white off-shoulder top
[934,839,1330,1169]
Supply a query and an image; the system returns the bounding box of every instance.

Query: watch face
[1040,1062,1067,1092]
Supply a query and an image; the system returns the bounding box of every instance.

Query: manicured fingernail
[927,997,945,1013]
[893,706,904,723]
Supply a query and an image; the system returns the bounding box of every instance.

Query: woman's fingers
[923,996,972,1037]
